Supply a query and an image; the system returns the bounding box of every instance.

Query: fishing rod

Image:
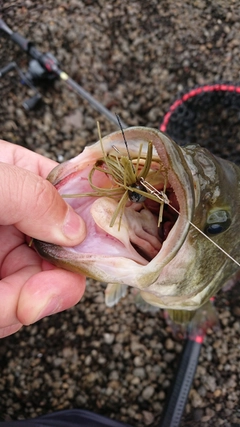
[159,328,203,427]
[0,18,127,128]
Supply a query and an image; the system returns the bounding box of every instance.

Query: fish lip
[116,127,195,278]
[35,127,195,287]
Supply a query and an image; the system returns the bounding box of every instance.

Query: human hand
[0,140,86,338]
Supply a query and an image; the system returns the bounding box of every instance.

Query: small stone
[67,388,75,399]
[107,380,120,390]
[103,333,115,344]
[215,403,222,411]
[214,389,222,397]
[206,375,216,392]
[158,391,166,400]
[85,355,92,366]
[4,120,18,131]
[98,356,107,364]
[190,389,203,408]
[76,325,85,336]
[84,116,95,130]
[47,327,56,337]
[109,371,119,380]
[233,306,240,316]
[142,386,155,400]
[53,358,64,367]
[57,154,64,162]
[142,411,154,425]
[131,377,140,385]
[202,415,214,423]
[43,112,53,128]
[62,347,74,358]
[165,338,174,350]
[133,368,146,379]
[64,110,83,128]
[226,401,235,409]
[133,356,144,367]
[163,352,175,363]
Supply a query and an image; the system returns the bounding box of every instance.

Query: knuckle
[34,179,60,217]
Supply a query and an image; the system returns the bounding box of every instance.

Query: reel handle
[10,32,32,53]
[22,93,42,111]
[0,18,13,36]
[0,62,17,77]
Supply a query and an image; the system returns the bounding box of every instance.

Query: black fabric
[0,409,133,427]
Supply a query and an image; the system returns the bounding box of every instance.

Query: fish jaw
[34,127,195,291]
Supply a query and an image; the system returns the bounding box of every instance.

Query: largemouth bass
[34,127,240,322]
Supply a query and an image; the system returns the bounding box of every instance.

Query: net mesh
[160,84,240,165]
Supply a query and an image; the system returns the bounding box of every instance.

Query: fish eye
[206,224,226,234]
[205,210,231,235]
[128,183,146,203]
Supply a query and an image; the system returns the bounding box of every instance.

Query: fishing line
[140,178,240,268]
[115,114,134,170]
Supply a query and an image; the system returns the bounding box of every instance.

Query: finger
[0,265,41,327]
[0,230,41,277]
[18,267,86,325]
[0,139,58,178]
[0,261,86,328]
[0,163,86,246]
[0,324,22,339]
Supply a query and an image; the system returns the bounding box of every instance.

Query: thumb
[0,163,86,246]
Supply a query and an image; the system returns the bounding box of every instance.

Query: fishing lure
[62,121,169,230]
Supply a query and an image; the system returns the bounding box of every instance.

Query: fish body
[34,127,240,318]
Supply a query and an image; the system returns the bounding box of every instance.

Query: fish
[33,126,240,324]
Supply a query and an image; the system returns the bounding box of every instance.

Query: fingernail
[62,207,86,241]
[34,296,62,322]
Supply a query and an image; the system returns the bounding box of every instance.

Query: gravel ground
[0,1,240,426]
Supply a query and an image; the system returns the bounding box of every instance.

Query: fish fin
[105,283,128,307]
[164,310,195,339]
[222,270,240,292]
[166,309,196,325]
[188,300,220,337]
[165,300,220,339]
[135,291,160,313]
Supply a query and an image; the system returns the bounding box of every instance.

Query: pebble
[133,368,146,379]
[142,386,155,400]
[53,358,64,367]
[133,356,144,367]
[164,338,175,350]
[163,352,175,363]
[84,355,92,366]
[142,411,154,425]
[190,389,203,408]
[103,333,115,345]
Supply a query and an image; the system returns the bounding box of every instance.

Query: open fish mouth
[35,127,194,292]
